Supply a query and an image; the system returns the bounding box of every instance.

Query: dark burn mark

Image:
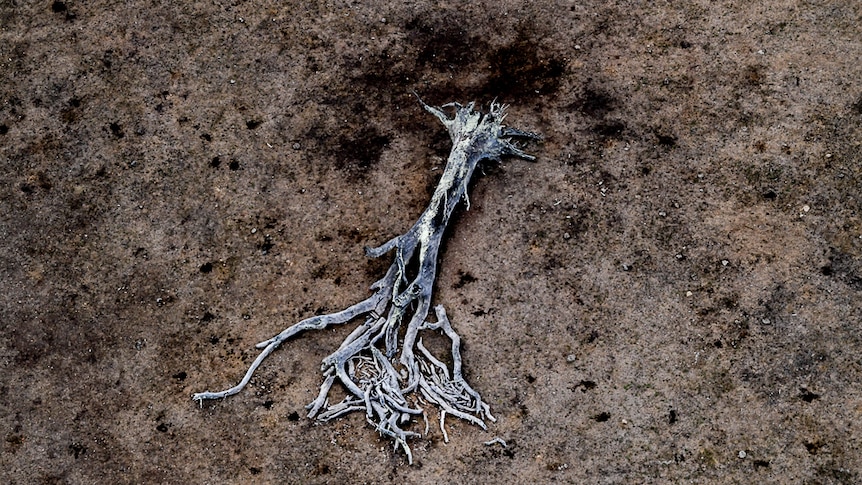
[333,126,390,172]
[0,124,7,135]
[569,87,616,118]
[172,371,187,381]
[822,249,862,290]
[199,262,213,273]
[422,127,455,159]
[228,160,240,171]
[51,1,66,13]
[287,411,300,421]
[486,39,565,98]
[341,52,402,106]
[668,409,677,424]
[404,10,563,100]
[593,121,626,138]
[341,11,565,137]
[156,423,169,433]
[209,156,221,168]
[406,14,480,69]
[245,120,262,130]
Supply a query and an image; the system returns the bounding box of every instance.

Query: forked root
[193,98,538,464]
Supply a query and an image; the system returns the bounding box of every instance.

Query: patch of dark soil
[333,125,391,172]
[485,40,565,98]
[405,12,483,70]
[567,86,617,118]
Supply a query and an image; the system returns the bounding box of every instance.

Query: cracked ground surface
[2,1,861,483]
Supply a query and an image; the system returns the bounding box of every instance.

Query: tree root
[193,97,539,463]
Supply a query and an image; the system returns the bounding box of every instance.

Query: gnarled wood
[193,98,539,463]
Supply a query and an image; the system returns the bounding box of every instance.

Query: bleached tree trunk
[193,97,539,463]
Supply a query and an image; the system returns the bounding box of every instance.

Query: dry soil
[2,1,862,483]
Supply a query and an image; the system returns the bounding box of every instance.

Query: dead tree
[193,97,539,463]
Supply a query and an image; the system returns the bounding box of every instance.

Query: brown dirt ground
[2,0,862,483]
